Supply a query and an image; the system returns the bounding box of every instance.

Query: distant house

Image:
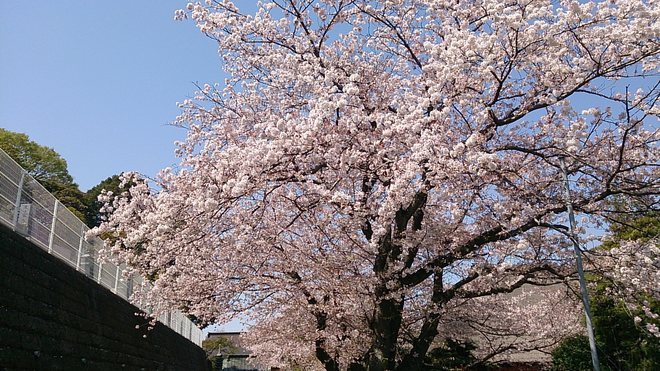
[206,332,278,371]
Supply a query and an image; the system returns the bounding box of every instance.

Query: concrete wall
[0,224,209,371]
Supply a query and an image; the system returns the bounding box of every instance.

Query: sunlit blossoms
[94,1,659,370]
[599,239,660,337]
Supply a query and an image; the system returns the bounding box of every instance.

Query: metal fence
[0,148,203,347]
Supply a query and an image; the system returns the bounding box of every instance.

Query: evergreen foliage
[0,128,87,220]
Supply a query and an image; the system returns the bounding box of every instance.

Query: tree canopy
[94,1,659,370]
[0,128,87,220]
[0,128,72,185]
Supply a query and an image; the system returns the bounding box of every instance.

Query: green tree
[53,183,88,222]
[0,128,72,185]
[0,128,87,220]
[551,335,593,371]
[600,214,660,250]
[552,215,660,370]
[552,302,659,371]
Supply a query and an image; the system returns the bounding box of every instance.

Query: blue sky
[0,1,222,191]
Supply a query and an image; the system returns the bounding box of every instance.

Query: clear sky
[0,1,222,191]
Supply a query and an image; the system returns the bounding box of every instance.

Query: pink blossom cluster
[598,239,660,337]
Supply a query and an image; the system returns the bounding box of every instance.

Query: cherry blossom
[93,1,659,369]
[597,238,660,338]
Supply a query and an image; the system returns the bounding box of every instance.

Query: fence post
[113,265,120,294]
[126,274,134,299]
[48,200,60,254]
[76,223,85,271]
[97,262,103,284]
[11,171,26,230]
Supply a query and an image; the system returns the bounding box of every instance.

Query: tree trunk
[397,272,444,370]
[367,288,404,371]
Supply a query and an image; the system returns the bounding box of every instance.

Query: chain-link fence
[0,148,203,347]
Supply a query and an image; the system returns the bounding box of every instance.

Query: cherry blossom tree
[94,1,659,369]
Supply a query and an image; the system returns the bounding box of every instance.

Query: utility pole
[559,157,600,371]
